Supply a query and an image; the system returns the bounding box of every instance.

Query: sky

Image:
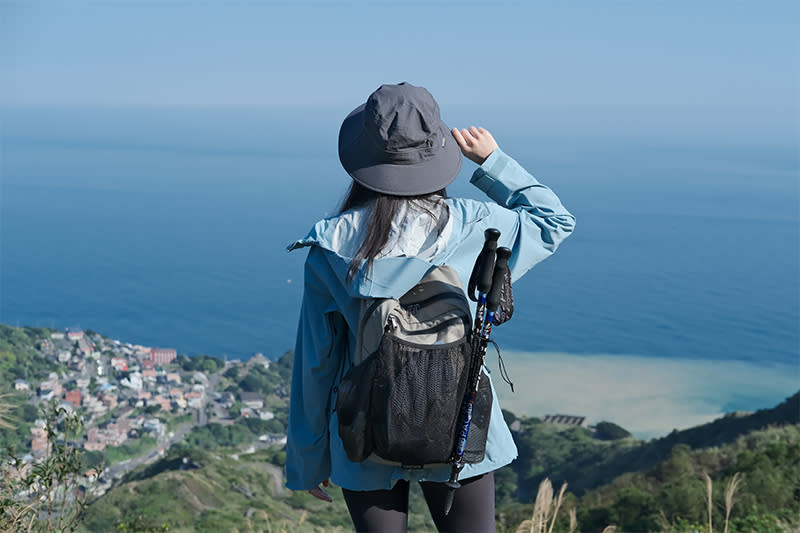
[1,1,797,145]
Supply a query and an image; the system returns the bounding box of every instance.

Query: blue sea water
[1,108,798,377]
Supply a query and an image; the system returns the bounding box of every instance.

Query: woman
[286,82,575,532]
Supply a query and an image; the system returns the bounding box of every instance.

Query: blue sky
[0,1,797,145]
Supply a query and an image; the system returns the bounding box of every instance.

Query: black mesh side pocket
[371,335,471,467]
[462,368,493,463]
[335,355,377,463]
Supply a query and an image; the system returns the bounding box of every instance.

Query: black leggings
[342,472,496,533]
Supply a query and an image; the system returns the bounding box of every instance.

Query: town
[9,327,288,497]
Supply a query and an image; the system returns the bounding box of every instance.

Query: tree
[1,400,100,532]
[595,421,632,441]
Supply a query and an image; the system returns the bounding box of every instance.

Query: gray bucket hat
[338,82,462,196]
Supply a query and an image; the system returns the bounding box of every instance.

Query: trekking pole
[444,245,512,515]
[468,228,501,330]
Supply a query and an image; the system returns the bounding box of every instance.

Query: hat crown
[364,83,440,152]
[337,81,461,196]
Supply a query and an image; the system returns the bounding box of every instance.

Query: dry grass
[702,470,744,533]
[723,472,743,533]
[515,478,571,533]
[704,471,713,533]
[568,508,577,533]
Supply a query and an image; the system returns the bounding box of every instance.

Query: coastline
[488,349,799,440]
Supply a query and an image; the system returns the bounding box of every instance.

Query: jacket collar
[288,200,469,299]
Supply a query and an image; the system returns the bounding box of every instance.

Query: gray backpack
[335,265,493,469]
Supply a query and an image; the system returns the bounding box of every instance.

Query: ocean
[1,107,797,433]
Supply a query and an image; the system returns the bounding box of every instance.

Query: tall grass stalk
[568,508,577,533]
[548,481,567,533]
[723,472,742,533]
[515,478,571,533]
[703,471,713,533]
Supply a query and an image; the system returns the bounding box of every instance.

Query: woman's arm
[285,247,346,495]
[452,126,576,280]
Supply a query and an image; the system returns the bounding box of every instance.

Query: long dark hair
[339,181,448,281]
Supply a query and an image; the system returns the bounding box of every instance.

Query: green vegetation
[4,324,798,532]
[106,435,158,463]
[496,392,800,532]
[572,424,800,532]
[594,420,632,441]
[79,445,357,532]
[2,400,98,532]
[166,412,193,432]
[183,417,283,450]
[0,325,59,384]
[175,353,224,374]
[0,326,61,453]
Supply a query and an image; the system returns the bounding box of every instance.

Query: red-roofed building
[111,358,128,371]
[151,348,177,365]
[64,390,82,406]
[141,359,155,370]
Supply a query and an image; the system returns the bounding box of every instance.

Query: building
[64,389,82,406]
[67,330,84,342]
[111,358,129,372]
[31,427,48,454]
[14,379,30,391]
[250,353,271,369]
[185,391,203,409]
[166,372,181,384]
[542,414,589,428]
[240,392,264,410]
[151,348,177,365]
[85,426,127,451]
[38,379,63,398]
[100,393,117,410]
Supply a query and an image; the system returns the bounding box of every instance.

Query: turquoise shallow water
[1,108,797,374]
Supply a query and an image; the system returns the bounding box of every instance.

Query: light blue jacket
[285,149,575,491]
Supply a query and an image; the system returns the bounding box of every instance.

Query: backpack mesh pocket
[336,354,378,463]
[370,334,472,467]
[462,368,493,463]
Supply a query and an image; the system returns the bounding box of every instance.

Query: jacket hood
[287,199,485,299]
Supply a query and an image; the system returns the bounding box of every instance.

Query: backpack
[334,265,493,469]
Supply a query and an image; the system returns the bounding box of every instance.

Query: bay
[1,107,797,373]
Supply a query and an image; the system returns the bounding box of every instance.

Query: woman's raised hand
[451,126,499,166]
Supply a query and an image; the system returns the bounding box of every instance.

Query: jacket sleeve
[285,247,346,490]
[469,148,576,280]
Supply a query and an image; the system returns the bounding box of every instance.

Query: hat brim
[338,104,462,196]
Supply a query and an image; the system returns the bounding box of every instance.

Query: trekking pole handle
[486,247,512,313]
[476,229,501,297]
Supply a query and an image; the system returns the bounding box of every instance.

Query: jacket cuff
[469,148,510,192]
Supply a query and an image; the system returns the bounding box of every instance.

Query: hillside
[2,324,798,532]
[503,391,800,501]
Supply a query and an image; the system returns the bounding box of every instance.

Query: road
[103,368,222,483]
